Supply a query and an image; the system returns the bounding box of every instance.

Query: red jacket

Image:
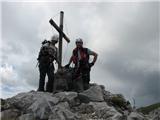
[71,47,89,65]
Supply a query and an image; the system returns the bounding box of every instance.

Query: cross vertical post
[49,11,70,69]
[58,11,64,69]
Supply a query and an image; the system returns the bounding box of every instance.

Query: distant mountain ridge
[137,102,160,114]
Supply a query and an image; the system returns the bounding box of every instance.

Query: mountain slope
[137,103,160,114]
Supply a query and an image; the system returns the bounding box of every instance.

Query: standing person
[37,35,58,92]
[65,38,98,91]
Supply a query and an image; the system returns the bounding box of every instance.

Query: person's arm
[88,49,98,66]
[92,52,98,64]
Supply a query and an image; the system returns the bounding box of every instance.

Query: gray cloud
[1,2,159,107]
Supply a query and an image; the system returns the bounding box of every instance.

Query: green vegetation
[111,94,126,108]
[137,102,160,114]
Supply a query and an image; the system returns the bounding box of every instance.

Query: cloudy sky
[0,1,159,107]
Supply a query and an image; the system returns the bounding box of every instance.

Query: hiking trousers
[73,65,91,92]
[38,63,54,92]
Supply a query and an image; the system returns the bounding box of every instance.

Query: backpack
[38,41,57,65]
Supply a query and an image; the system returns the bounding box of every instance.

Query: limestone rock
[1,109,20,120]
[18,113,35,120]
[54,91,79,107]
[88,102,123,119]
[0,84,152,120]
[149,107,160,120]
[78,85,104,102]
[128,112,149,120]
[48,102,81,120]
[27,93,59,119]
[54,91,77,102]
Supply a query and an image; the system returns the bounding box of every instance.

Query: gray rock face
[78,85,104,102]
[148,107,160,120]
[127,112,149,120]
[18,113,35,120]
[54,91,79,107]
[28,95,59,119]
[1,109,20,120]
[0,84,151,120]
[54,91,77,102]
[49,102,80,120]
[88,102,123,119]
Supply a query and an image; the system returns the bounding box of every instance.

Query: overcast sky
[0,1,159,107]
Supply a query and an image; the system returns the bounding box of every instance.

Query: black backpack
[38,41,56,64]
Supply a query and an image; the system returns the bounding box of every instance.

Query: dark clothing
[72,60,91,92]
[37,42,57,92]
[71,47,91,92]
[38,63,55,92]
[38,43,57,65]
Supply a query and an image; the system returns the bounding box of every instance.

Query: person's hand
[65,64,70,68]
[89,62,94,67]
[37,57,40,61]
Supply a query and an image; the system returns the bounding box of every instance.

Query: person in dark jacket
[37,35,58,92]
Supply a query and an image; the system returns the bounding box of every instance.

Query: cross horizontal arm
[49,19,70,43]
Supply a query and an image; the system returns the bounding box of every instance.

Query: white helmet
[75,38,83,44]
[51,35,59,44]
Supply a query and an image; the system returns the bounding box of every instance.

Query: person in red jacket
[65,38,98,91]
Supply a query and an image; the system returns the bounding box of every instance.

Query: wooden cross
[49,11,70,69]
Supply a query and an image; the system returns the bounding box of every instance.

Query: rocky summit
[1,83,157,120]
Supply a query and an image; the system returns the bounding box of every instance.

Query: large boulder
[48,102,81,120]
[54,91,79,107]
[78,84,104,102]
[28,95,59,119]
[54,91,77,102]
[71,102,123,120]
[4,91,59,120]
[6,91,58,112]
[88,102,123,120]
[54,67,74,92]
